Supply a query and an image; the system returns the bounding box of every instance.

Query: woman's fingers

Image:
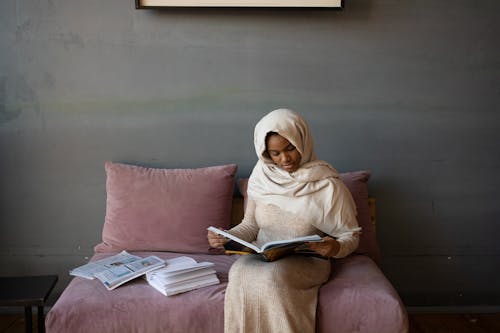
[307,237,340,257]
[207,230,227,248]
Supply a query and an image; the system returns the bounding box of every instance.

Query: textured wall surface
[1,0,499,307]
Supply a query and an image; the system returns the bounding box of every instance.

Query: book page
[149,260,215,278]
[208,226,323,253]
[69,251,142,279]
[152,268,217,287]
[207,226,260,252]
[94,255,165,290]
[161,275,220,296]
[260,234,322,251]
[146,256,220,296]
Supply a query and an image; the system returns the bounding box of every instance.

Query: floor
[409,313,500,333]
[0,314,39,333]
[0,312,499,333]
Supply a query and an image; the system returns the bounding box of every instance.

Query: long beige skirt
[224,254,331,333]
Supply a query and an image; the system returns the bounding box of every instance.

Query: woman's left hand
[307,236,340,258]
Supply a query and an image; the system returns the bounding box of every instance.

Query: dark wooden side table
[0,275,58,333]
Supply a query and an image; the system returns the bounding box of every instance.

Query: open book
[146,256,220,296]
[207,226,324,262]
[70,251,165,290]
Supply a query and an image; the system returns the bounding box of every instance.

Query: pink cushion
[339,171,380,263]
[46,253,407,333]
[95,162,237,254]
[237,171,380,263]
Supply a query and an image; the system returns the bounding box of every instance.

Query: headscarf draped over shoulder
[247,108,360,240]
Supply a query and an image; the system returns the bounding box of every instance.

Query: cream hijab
[247,109,360,237]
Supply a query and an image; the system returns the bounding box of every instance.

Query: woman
[208,109,360,333]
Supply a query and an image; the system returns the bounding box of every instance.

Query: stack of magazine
[145,256,220,296]
[70,250,165,290]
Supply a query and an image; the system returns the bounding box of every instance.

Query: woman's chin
[281,165,298,173]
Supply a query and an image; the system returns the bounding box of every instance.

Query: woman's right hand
[207,229,228,249]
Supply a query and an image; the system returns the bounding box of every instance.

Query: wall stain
[0,75,44,126]
[49,32,85,50]
[0,77,22,124]
[15,19,34,42]
[42,72,56,89]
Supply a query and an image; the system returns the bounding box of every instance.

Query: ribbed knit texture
[224,202,332,333]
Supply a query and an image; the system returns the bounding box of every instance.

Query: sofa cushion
[317,255,408,332]
[94,162,237,254]
[46,252,235,333]
[338,171,380,262]
[46,253,407,333]
[237,170,380,263]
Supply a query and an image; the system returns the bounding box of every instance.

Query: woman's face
[266,133,302,173]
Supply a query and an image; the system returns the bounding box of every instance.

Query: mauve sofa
[46,162,409,333]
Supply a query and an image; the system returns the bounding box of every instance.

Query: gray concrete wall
[1,0,499,307]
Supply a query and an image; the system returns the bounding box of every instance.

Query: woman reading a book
[208,108,360,333]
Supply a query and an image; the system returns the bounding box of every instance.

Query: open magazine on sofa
[70,250,165,290]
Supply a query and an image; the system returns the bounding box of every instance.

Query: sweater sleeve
[227,199,259,243]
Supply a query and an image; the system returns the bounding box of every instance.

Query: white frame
[136,0,342,8]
